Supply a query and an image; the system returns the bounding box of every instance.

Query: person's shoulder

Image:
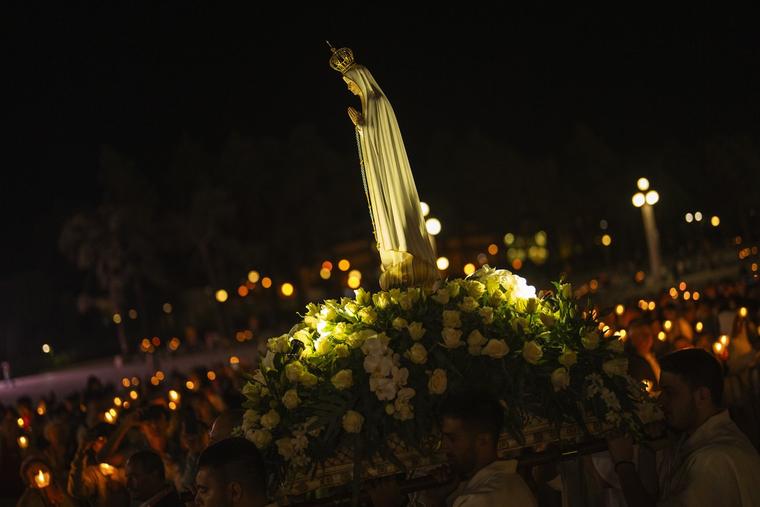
[154,488,184,507]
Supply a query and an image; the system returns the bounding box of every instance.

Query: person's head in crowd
[43,419,69,452]
[209,408,245,445]
[439,390,503,479]
[673,337,693,350]
[195,437,269,507]
[658,348,724,433]
[125,450,167,502]
[181,411,209,454]
[86,422,115,454]
[138,405,170,453]
[627,318,654,356]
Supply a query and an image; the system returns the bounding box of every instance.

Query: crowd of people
[0,277,759,506]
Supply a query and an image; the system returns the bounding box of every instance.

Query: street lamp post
[632,178,663,284]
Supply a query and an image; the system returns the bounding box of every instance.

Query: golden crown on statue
[327,41,356,74]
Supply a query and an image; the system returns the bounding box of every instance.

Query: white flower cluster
[361,333,410,403]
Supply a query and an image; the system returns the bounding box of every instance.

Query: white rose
[482,339,510,359]
[441,327,464,349]
[331,369,353,390]
[407,322,426,341]
[342,410,364,433]
[431,289,450,305]
[442,310,462,329]
[260,409,281,430]
[428,369,447,395]
[392,317,409,331]
[459,297,480,312]
[603,358,629,377]
[551,367,571,391]
[281,389,300,410]
[250,429,272,449]
[582,331,600,350]
[276,437,295,460]
[408,343,428,364]
[522,341,543,364]
[559,349,578,368]
[369,377,397,400]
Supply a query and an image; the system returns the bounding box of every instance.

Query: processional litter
[237,45,662,504]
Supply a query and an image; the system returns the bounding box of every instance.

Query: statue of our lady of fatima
[329,44,440,291]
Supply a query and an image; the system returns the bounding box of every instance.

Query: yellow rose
[331,369,353,390]
[447,281,461,298]
[392,317,409,330]
[428,369,447,395]
[334,343,350,358]
[582,331,600,350]
[372,292,391,309]
[250,429,272,449]
[281,389,300,410]
[559,349,578,368]
[478,307,495,324]
[342,410,364,433]
[431,289,450,305]
[408,343,428,364]
[267,334,290,353]
[354,288,371,306]
[459,297,480,312]
[242,410,260,431]
[442,310,462,328]
[260,409,281,430]
[465,281,486,299]
[276,437,295,460]
[359,307,378,325]
[441,327,464,349]
[300,372,319,387]
[320,306,337,321]
[313,336,331,355]
[539,313,556,328]
[398,294,413,310]
[285,361,305,383]
[467,330,487,347]
[407,322,426,341]
[603,358,628,377]
[482,339,510,359]
[525,298,538,314]
[522,341,543,364]
[551,367,570,391]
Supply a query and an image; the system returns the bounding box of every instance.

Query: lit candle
[99,463,115,476]
[18,436,29,449]
[34,470,50,488]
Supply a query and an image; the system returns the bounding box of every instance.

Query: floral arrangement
[239,266,658,486]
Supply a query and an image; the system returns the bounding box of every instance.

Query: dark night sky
[5,5,760,280]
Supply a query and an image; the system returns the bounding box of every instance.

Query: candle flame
[34,469,50,488]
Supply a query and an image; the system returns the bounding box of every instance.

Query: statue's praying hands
[347,106,362,126]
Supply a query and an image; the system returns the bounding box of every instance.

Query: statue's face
[342,76,361,96]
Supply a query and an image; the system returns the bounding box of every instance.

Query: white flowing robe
[343,64,439,290]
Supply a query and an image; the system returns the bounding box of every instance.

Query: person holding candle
[16,455,77,507]
[67,423,129,507]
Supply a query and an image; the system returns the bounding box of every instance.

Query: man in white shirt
[608,348,760,506]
